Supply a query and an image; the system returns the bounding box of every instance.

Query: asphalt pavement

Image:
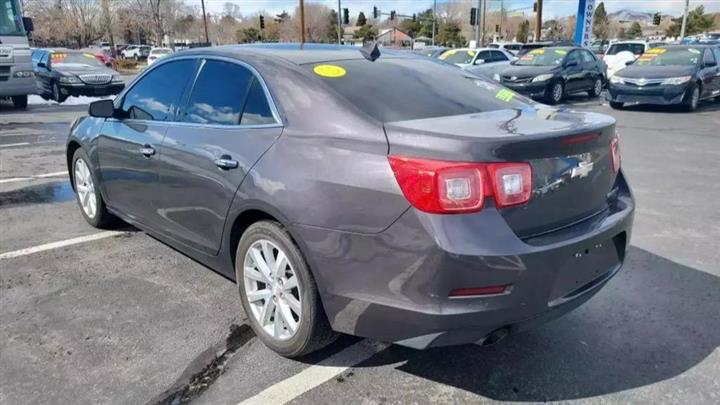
[1,94,719,405]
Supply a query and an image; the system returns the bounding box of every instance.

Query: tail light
[388,156,532,214]
[610,132,621,173]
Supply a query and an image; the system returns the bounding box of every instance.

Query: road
[1,95,719,405]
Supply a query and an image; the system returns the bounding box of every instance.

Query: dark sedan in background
[493,47,606,104]
[31,49,125,103]
[412,46,447,59]
[66,44,633,357]
[608,45,720,111]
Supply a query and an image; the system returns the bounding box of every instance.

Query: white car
[489,42,523,56]
[147,47,173,66]
[438,48,517,69]
[122,45,150,60]
[603,41,666,77]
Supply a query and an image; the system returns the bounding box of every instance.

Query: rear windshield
[607,43,645,55]
[305,58,531,123]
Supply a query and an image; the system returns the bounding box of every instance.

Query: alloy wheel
[691,87,699,110]
[552,83,563,103]
[594,79,602,96]
[243,239,302,341]
[74,158,97,219]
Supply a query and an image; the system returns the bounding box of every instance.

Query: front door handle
[215,155,239,170]
[140,145,155,157]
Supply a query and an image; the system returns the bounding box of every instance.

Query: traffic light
[390,10,396,21]
[653,12,661,26]
[259,15,265,29]
[495,24,500,33]
[343,8,349,25]
[533,2,537,12]
[470,7,477,26]
[373,6,378,19]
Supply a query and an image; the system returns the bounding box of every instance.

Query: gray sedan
[66,44,634,357]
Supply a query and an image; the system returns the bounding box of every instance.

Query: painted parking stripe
[0,231,127,260]
[0,142,30,148]
[0,171,67,184]
[239,340,388,405]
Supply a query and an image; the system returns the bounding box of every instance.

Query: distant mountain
[608,9,654,23]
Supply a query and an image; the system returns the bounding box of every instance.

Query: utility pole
[481,0,487,45]
[337,0,342,45]
[474,0,481,46]
[680,0,690,39]
[535,0,543,41]
[500,0,505,40]
[300,0,306,44]
[200,0,209,45]
[432,0,437,46]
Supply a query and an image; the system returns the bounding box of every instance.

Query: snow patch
[28,95,115,106]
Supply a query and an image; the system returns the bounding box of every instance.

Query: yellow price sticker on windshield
[554,49,567,55]
[51,53,66,63]
[467,50,476,56]
[530,49,545,55]
[313,64,346,78]
[496,89,515,102]
[646,48,666,54]
[83,53,96,59]
[439,50,457,60]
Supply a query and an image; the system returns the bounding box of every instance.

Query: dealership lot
[1,97,719,404]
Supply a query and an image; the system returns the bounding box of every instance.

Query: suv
[489,42,523,56]
[603,41,665,77]
[122,45,150,61]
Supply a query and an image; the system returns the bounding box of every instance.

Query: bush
[116,59,138,70]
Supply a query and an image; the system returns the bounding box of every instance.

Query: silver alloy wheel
[53,83,60,101]
[594,78,602,95]
[243,239,302,341]
[74,158,97,219]
[553,83,563,102]
[691,87,699,109]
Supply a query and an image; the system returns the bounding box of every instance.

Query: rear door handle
[214,156,239,170]
[140,145,155,157]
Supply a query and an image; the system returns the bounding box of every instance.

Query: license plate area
[548,234,624,304]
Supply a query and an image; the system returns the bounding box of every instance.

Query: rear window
[607,43,645,55]
[305,58,531,123]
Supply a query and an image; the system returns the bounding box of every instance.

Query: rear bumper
[59,83,125,97]
[0,76,36,97]
[293,172,634,349]
[607,83,688,105]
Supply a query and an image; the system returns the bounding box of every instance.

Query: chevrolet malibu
[66,44,634,357]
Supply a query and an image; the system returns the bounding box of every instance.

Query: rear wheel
[682,83,700,112]
[237,221,336,358]
[545,81,564,105]
[588,77,603,98]
[609,101,624,110]
[72,148,116,228]
[11,95,28,109]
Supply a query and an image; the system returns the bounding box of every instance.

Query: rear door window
[240,78,276,125]
[183,60,254,125]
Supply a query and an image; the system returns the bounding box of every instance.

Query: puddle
[0,181,75,208]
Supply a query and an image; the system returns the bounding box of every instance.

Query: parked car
[412,46,447,59]
[493,46,606,104]
[439,47,516,69]
[603,41,666,78]
[122,45,151,60]
[607,45,720,111]
[590,39,610,55]
[94,50,116,69]
[147,47,173,66]
[66,44,633,357]
[31,49,125,103]
[517,40,577,56]
[489,42,523,55]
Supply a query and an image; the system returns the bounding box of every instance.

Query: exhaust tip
[481,327,511,346]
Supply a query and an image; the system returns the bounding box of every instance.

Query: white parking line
[0,231,126,260]
[0,142,30,148]
[0,171,67,184]
[239,340,388,405]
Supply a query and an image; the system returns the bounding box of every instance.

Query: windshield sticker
[439,50,457,60]
[637,54,655,61]
[496,88,515,102]
[554,49,567,55]
[646,48,666,54]
[83,53,96,59]
[51,53,66,63]
[520,54,535,61]
[529,49,545,55]
[467,50,476,56]
[313,64,347,78]
[688,48,701,54]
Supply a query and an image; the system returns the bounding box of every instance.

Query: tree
[436,21,465,47]
[627,22,643,38]
[592,2,610,40]
[327,9,339,42]
[517,20,530,43]
[666,6,715,37]
[356,11,367,27]
[354,24,378,42]
[237,27,260,43]
[543,19,564,40]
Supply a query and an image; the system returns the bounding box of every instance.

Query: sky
[190,0,720,19]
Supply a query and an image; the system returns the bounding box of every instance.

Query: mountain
[608,9,654,23]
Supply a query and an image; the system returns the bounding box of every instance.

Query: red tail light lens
[388,156,532,214]
[610,132,621,173]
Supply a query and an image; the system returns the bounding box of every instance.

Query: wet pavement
[0,181,74,208]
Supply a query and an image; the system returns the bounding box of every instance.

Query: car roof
[173,43,415,65]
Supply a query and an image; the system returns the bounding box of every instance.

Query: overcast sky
[190,0,720,19]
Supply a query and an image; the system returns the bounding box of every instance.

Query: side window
[183,60,254,125]
[240,78,276,125]
[566,51,581,66]
[581,50,595,63]
[40,52,49,67]
[703,49,716,65]
[476,51,491,62]
[31,51,41,65]
[121,59,196,121]
[492,51,509,61]
[714,48,720,64]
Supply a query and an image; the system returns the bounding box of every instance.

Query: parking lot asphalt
[1,95,719,405]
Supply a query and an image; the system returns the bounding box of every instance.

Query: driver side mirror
[36,61,47,69]
[89,99,116,118]
[473,58,486,65]
[625,60,634,66]
[565,60,578,68]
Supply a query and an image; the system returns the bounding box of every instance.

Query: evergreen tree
[666,6,715,37]
[592,2,610,40]
[436,21,466,47]
[627,22,643,38]
[517,20,530,43]
[356,12,367,27]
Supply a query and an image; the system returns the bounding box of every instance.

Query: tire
[609,101,624,110]
[236,221,336,358]
[72,148,116,228]
[52,82,67,103]
[682,83,700,112]
[544,81,564,105]
[11,95,28,109]
[588,77,603,98]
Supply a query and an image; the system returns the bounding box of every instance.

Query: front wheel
[545,81,564,105]
[609,101,624,110]
[588,77,603,98]
[11,95,28,109]
[72,148,116,228]
[52,82,67,103]
[682,83,700,112]
[237,221,336,358]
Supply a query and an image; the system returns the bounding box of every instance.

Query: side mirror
[473,58,486,65]
[89,99,116,118]
[22,17,34,33]
[565,61,578,68]
[625,60,634,66]
[37,61,47,69]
